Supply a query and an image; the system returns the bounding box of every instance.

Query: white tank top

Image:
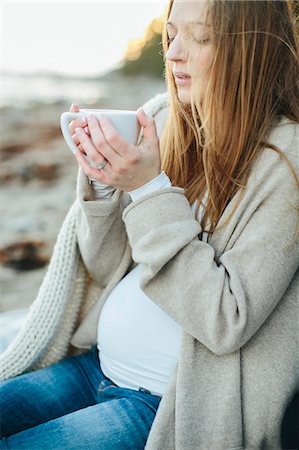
[97,264,182,396]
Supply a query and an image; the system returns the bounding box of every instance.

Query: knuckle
[116,165,126,175]
[72,122,82,135]
[71,119,80,131]
[78,131,86,141]
[128,153,140,165]
[94,137,105,150]
[107,133,119,147]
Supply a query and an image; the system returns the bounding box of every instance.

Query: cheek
[190,48,215,77]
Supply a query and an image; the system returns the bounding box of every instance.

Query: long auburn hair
[161,0,299,235]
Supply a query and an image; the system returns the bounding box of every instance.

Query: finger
[69,116,87,135]
[71,132,80,147]
[78,144,86,155]
[72,127,89,147]
[86,115,121,164]
[97,115,130,156]
[68,103,88,134]
[136,107,158,142]
[74,149,111,183]
[71,132,87,156]
[75,126,111,167]
[71,126,89,146]
[69,103,80,113]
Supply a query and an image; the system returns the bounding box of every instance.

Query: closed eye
[193,37,210,44]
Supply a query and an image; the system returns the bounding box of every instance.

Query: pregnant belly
[97,264,182,396]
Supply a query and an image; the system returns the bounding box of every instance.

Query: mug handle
[60,111,86,154]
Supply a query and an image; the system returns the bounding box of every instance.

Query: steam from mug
[60,109,141,154]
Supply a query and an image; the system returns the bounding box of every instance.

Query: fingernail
[75,127,82,135]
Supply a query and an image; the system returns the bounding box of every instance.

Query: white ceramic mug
[60,109,141,154]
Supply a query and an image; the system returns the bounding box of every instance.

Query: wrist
[128,171,172,202]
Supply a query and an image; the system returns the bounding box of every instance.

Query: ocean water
[1,72,166,113]
[1,72,110,109]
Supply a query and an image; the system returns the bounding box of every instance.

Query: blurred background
[0,1,168,331]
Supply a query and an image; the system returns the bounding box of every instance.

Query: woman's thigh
[1,394,161,450]
[0,349,102,438]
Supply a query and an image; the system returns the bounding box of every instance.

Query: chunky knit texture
[0,202,84,379]
[1,92,298,450]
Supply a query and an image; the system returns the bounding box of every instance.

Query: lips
[174,71,191,79]
[173,71,191,86]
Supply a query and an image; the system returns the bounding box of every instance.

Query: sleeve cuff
[128,171,172,202]
[90,179,116,200]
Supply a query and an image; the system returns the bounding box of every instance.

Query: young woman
[1,1,298,449]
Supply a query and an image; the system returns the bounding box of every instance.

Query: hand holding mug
[61,106,161,192]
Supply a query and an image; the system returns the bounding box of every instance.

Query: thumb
[137,107,158,142]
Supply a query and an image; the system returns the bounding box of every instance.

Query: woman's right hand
[69,103,113,190]
[68,103,89,154]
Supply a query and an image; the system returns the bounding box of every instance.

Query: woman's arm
[75,167,129,286]
[74,94,169,287]
[122,125,299,355]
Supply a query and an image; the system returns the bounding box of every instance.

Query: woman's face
[166,0,215,104]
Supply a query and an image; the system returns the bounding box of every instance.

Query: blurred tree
[121,17,165,78]
[291,0,299,30]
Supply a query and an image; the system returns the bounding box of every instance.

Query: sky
[1,1,168,77]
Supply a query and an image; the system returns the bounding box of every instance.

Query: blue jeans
[0,347,161,449]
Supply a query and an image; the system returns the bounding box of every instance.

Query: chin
[178,87,205,107]
[177,89,191,105]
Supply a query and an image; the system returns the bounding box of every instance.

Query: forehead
[168,0,210,26]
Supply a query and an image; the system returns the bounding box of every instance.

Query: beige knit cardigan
[1,92,298,450]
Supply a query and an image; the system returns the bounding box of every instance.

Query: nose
[166,35,187,62]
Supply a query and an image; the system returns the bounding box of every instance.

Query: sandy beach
[0,72,166,314]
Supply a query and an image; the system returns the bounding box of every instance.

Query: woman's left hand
[74,108,161,192]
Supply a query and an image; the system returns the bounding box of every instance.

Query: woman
[1,0,298,449]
